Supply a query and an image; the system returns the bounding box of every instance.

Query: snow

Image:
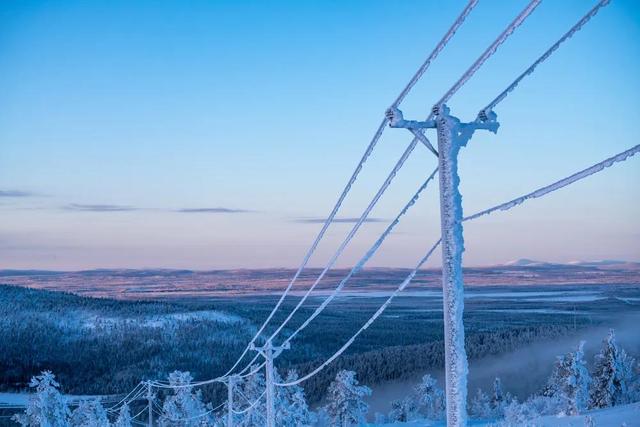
[535,402,640,427]
[80,310,242,330]
[366,402,640,426]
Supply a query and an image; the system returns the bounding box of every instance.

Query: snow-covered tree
[469,378,511,419]
[12,371,71,427]
[388,397,417,423]
[70,399,108,427]
[544,341,591,415]
[589,330,635,409]
[275,370,316,427]
[501,399,541,426]
[491,377,505,411]
[470,388,492,419]
[414,374,445,420]
[324,370,371,427]
[159,371,215,427]
[112,403,132,427]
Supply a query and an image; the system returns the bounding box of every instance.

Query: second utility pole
[250,340,290,427]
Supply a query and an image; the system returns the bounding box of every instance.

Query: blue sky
[1,0,638,270]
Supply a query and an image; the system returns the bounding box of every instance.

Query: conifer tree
[545,341,591,415]
[414,374,445,420]
[70,399,109,427]
[12,371,71,427]
[324,370,371,427]
[470,388,492,419]
[159,371,215,427]
[388,396,417,422]
[275,370,316,427]
[113,403,133,427]
[589,330,635,409]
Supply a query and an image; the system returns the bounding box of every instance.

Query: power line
[222,0,482,381]
[435,0,542,110]
[279,167,439,348]
[276,143,640,387]
[392,0,480,107]
[479,0,611,120]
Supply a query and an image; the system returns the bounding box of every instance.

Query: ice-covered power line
[231,391,266,415]
[243,0,529,370]
[276,143,640,387]
[392,0,480,107]
[264,139,419,344]
[279,168,439,347]
[435,0,542,110]
[105,383,147,414]
[222,0,481,381]
[275,240,441,388]
[478,0,611,120]
[465,144,640,221]
[390,0,542,163]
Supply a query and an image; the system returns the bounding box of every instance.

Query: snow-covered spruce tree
[501,399,541,426]
[69,399,109,427]
[413,374,445,420]
[112,403,133,427]
[545,341,591,415]
[589,330,636,409]
[388,396,417,423]
[159,371,215,427]
[470,388,492,419]
[491,377,505,412]
[275,369,316,427]
[235,366,266,427]
[469,378,511,419]
[324,370,371,427]
[12,371,71,427]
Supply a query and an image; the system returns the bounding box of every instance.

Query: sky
[1,0,639,270]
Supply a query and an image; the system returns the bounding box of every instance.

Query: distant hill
[1,261,639,300]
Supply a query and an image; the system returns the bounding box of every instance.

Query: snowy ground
[369,402,640,426]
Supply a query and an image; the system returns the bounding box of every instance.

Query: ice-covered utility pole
[250,340,289,427]
[226,375,238,427]
[387,105,498,427]
[146,381,153,427]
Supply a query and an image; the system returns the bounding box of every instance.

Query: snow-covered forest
[8,329,639,426]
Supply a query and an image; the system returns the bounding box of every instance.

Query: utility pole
[146,381,153,427]
[387,104,498,427]
[227,375,238,427]
[250,340,290,427]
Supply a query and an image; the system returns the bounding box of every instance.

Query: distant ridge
[502,258,640,269]
[504,258,554,267]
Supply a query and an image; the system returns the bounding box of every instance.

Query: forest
[3,282,636,407]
